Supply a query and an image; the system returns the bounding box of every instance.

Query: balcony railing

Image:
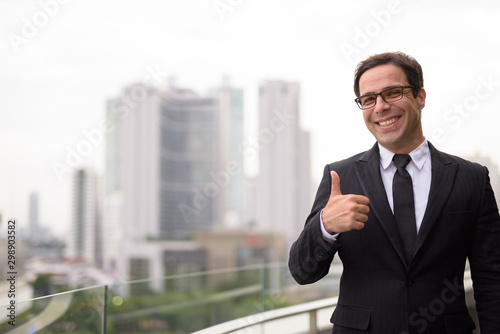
[0,263,475,334]
[193,270,476,334]
[0,262,341,333]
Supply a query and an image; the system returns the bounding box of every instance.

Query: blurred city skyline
[1,0,500,239]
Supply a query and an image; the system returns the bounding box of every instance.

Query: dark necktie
[392,154,417,262]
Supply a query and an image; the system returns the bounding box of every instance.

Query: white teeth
[379,118,397,126]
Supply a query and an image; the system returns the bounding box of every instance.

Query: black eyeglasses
[355,85,415,110]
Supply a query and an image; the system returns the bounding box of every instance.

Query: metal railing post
[309,309,318,334]
[102,285,108,334]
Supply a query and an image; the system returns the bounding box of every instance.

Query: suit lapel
[354,143,408,266]
[412,143,458,261]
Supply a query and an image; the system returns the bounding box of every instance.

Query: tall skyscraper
[103,98,125,272]
[28,192,40,240]
[159,88,223,238]
[211,78,247,227]
[256,81,311,253]
[103,81,245,279]
[69,168,102,267]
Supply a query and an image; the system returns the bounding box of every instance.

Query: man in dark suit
[288,51,500,333]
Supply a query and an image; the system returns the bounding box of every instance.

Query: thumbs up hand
[321,171,370,233]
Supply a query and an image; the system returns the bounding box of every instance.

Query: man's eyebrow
[360,85,404,96]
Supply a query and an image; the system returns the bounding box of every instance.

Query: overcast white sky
[1,0,500,239]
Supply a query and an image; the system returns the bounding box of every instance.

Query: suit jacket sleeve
[289,164,340,284]
[468,166,500,333]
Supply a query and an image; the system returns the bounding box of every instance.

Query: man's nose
[374,95,390,113]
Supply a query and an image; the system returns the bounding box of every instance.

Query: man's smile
[376,116,400,127]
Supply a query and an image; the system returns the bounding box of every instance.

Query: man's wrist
[320,209,339,243]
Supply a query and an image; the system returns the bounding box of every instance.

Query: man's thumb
[330,171,342,197]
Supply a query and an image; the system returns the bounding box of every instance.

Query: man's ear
[417,88,426,109]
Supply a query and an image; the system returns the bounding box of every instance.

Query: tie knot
[393,154,411,168]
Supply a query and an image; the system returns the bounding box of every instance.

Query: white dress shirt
[321,140,432,243]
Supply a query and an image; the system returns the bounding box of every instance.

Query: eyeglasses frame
[355,85,415,110]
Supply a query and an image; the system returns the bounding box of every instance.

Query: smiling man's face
[359,63,426,154]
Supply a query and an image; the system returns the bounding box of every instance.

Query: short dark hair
[353,51,424,98]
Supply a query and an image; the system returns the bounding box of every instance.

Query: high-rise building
[211,78,247,227]
[69,168,102,267]
[103,98,125,272]
[103,81,246,280]
[256,81,311,253]
[28,192,40,240]
[159,88,222,239]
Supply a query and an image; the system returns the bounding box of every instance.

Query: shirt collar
[379,139,430,170]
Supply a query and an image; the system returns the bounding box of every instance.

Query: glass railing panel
[0,262,345,333]
[259,261,342,313]
[105,266,265,333]
[0,286,106,333]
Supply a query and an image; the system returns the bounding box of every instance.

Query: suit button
[406,279,413,286]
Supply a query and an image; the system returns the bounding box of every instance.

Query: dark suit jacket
[289,142,500,334]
